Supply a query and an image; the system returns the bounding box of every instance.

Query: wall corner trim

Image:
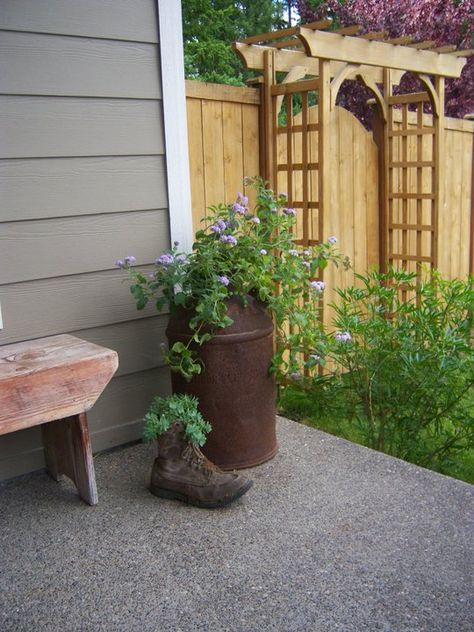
[157,0,194,252]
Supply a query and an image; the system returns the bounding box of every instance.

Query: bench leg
[41,413,98,506]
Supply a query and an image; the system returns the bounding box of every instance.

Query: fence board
[186,97,206,230]
[202,99,225,207]
[241,103,261,208]
[223,101,244,203]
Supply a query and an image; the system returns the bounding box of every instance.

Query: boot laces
[182,443,219,477]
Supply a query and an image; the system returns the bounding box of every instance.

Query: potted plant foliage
[117,177,345,469]
[143,393,253,508]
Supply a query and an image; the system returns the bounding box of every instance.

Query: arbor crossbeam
[298,27,466,78]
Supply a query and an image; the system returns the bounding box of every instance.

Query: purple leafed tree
[296,0,474,127]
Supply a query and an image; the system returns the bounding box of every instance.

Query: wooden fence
[185,80,474,281]
[185,80,261,229]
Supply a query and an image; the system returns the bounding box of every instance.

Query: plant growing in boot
[143,393,212,446]
[143,394,253,508]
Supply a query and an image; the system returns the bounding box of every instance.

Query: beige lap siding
[0,0,172,480]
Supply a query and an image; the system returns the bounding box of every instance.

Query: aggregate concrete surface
[0,417,472,632]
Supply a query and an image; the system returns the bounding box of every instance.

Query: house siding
[0,0,172,480]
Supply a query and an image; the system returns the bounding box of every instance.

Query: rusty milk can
[166,294,278,470]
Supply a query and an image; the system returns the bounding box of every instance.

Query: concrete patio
[1,417,472,632]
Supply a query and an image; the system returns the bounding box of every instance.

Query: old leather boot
[150,421,253,508]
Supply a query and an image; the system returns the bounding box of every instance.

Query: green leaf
[171,341,187,353]
[174,292,186,306]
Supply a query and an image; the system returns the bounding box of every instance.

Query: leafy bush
[318,269,473,471]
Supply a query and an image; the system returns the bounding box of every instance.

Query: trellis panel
[386,110,473,282]
[386,94,437,295]
[273,81,321,247]
[275,105,379,329]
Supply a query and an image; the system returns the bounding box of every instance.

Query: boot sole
[149,479,253,509]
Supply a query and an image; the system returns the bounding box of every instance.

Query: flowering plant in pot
[117,177,346,468]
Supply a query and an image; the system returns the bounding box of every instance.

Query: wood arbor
[234,21,470,279]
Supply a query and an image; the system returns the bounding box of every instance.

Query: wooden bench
[0,334,119,505]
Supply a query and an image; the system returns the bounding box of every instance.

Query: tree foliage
[182,0,287,84]
[296,0,474,124]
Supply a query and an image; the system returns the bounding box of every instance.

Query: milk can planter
[166,295,277,469]
[117,177,344,471]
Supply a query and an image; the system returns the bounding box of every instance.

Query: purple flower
[302,261,310,269]
[155,253,174,266]
[220,235,237,246]
[290,371,302,381]
[232,203,246,215]
[328,236,337,245]
[148,272,155,280]
[250,216,260,224]
[115,259,125,269]
[237,192,249,206]
[270,206,278,213]
[288,249,299,257]
[303,250,310,257]
[310,281,326,293]
[260,249,267,255]
[124,255,136,266]
[210,219,227,233]
[176,254,188,263]
[335,331,352,343]
[283,207,297,216]
[217,275,230,286]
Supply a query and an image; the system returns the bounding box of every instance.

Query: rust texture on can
[166,295,278,470]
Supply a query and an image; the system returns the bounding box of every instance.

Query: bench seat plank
[0,334,119,435]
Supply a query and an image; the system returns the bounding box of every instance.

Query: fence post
[263,50,276,187]
[246,77,266,180]
[370,98,387,273]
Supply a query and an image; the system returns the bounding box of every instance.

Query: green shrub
[321,269,474,471]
